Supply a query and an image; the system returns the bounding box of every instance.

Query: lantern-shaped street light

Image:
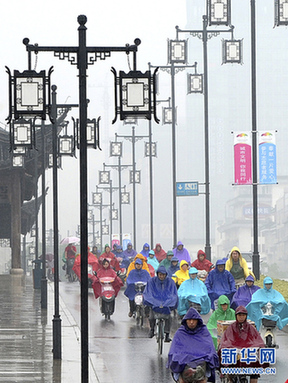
[162,107,175,124]
[102,224,109,236]
[99,170,111,184]
[112,208,118,220]
[110,141,122,157]
[275,0,288,26]
[6,67,52,121]
[112,66,159,123]
[145,142,157,157]
[168,40,188,64]
[208,0,231,26]
[75,117,101,150]
[121,191,130,205]
[92,191,102,205]
[187,73,203,94]
[10,119,34,150]
[222,39,243,64]
[130,170,141,184]
[12,156,24,167]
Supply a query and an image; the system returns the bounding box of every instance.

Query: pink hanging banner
[234,132,252,185]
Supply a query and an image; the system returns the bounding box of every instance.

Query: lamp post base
[53,315,62,360]
[41,277,48,309]
[10,268,24,275]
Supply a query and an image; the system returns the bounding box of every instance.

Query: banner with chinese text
[259,131,277,184]
[234,132,252,185]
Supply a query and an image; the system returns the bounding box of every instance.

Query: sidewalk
[0,273,105,382]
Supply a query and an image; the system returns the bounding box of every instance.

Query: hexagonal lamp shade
[99,170,110,184]
[112,67,158,123]
[58,135,75,156]
[110,141,122,157]
[144,142,157,157]
[222,39,243,64]
[102,225,109,235]
[10,119,34,149]
[168,40,187,64]
[130,170,141,184]
[121,192,130,204]
[187,74,203,94]
[275,0,288,26]
[208,0,231,26]
[92,192,102,205]
[6,68,51,121]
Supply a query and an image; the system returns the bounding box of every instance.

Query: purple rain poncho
[173,241,191,263]
[230,275,260,309]
[123,242,137,261]
[167,307,219,382]
[124,266,151,301]
[143,266,178,315]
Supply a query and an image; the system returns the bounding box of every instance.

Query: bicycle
[154,312,170,355]
[134,281,147,327]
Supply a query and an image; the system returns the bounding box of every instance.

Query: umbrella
[60,236,80,245]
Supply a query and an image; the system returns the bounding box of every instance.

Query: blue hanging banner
[259,131,277,184]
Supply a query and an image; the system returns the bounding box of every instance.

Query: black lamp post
[109,140,134,246]
[175,1,241,260]
[115,126,145,249]
[8,15,157,381]
[98,169,129,246]
[149,58,198,248]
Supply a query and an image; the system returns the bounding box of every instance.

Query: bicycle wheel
[157,320,164,355]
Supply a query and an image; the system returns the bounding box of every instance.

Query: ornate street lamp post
[175,1,241,260]
[149,57,198,248]
[8,15,157,380]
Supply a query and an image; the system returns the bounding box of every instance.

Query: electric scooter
[99,276,116,320]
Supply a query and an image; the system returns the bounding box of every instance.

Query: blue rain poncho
[177,267,211,316]
[167,307,219,382]
[147,250,159,272]
[124,261,151,301]
[205,259,236,310]
[246,276,288,330]
[143,265,178,315]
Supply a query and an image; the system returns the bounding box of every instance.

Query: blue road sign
[176,182,199,196]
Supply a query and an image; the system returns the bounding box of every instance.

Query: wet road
[59,281,288,383]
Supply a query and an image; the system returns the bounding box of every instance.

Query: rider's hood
[263,276,273,290]
[180,260,189,269]
[235,305,248,316]
[217,294,231,310]
[181,307,203,327]
[189,267,198,275]
[156,265,168,276]
[197,249,206,260]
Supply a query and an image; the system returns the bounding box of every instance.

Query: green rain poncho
[206,294,235,349]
